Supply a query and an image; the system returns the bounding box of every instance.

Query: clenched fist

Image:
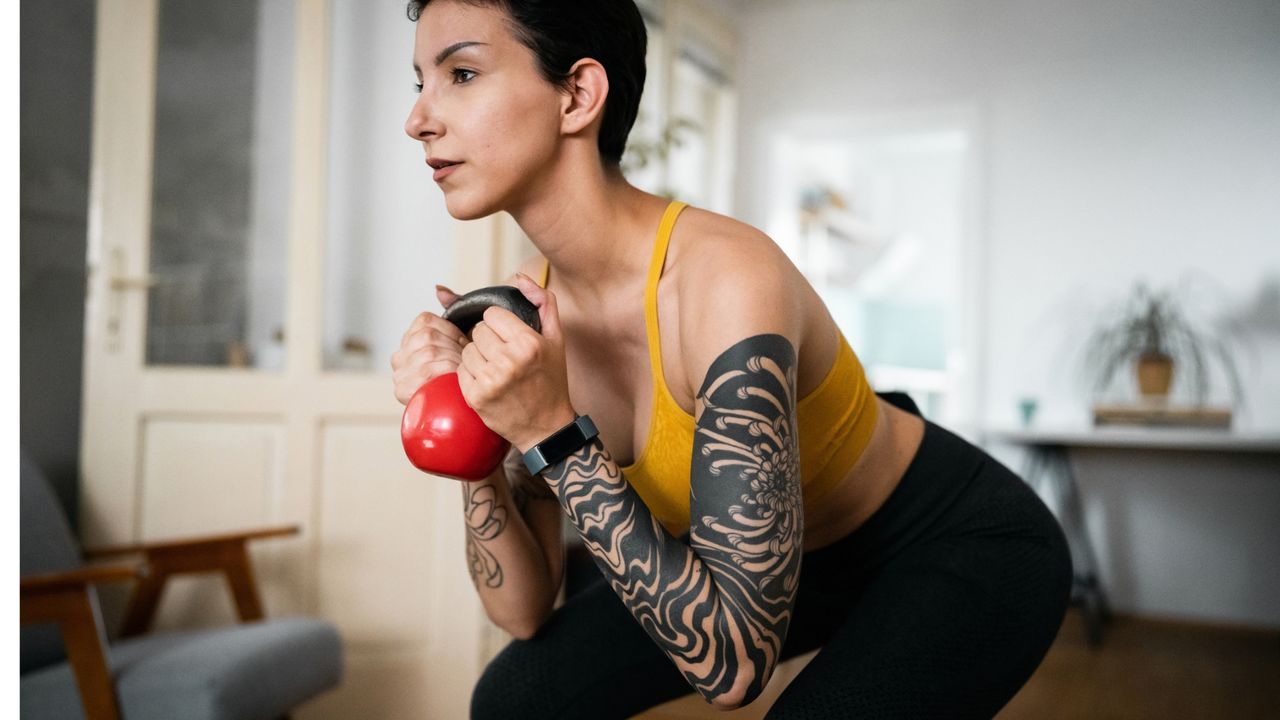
[391,284,468,405]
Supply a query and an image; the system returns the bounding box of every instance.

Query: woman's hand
[390,284,469,405]
[458,273,576,453]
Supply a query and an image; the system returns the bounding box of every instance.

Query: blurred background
[19,0,1280,718]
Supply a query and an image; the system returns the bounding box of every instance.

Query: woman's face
[405,1,566,220]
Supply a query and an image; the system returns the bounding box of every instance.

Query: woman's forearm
[460,467,557,639]
[541,438,757,710]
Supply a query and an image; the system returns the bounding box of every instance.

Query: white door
[79,1,524,716]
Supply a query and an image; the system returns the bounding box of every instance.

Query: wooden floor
[634,611,1280,719]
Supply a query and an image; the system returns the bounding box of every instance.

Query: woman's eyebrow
[434,40,488,66]
[414,41,489,75]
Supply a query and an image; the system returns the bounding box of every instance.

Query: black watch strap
[522,415,599,476]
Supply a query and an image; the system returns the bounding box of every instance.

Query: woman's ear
[560,58,609,136]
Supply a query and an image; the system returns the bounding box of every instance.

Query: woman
[390,1,1073,717]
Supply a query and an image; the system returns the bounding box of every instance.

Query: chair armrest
[87,525,300,638]
[20,567,135,720]
[82,524,300,559]
[21,563,146,597]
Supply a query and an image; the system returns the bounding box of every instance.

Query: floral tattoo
[542,333,802,706]
[462,482,507,589]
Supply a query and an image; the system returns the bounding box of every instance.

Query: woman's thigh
[471,575,695,720]
[765,472,1073,719]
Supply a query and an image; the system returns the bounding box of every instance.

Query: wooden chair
[20,452,342,720]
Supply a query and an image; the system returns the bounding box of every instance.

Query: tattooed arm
[456,259,568,640]
[541,273,804,712]
[461,444,565,639]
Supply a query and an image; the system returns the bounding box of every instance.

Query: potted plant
[1080,280,1245,408]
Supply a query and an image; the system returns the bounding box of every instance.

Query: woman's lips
[433,162,461,182]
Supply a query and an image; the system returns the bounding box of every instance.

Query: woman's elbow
[707,693,744,712]
[704,672,768,712]
[495,612,544,641]
[494,605,552,641]
[505,623,539,641]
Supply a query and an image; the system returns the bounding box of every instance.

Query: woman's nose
[404,93,441,142]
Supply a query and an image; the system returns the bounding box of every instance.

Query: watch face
[541,422,588,461]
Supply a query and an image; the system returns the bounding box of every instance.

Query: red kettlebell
[401,285,542,481]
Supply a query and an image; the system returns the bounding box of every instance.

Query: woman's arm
[542,266,804,711]
[452,254,803,708]
[461,445,564,639]
[460,258,566,639]
[543,334,800,710]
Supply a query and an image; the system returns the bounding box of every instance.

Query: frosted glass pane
[323,1,454,373]
[146,0,293,369]
[769,122,972,422]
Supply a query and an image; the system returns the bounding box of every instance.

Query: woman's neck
[506,160,670,307]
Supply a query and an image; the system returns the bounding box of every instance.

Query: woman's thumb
[513,272,561,342]
[435,284,460,309]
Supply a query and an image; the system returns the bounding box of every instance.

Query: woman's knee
[470,638,558,720]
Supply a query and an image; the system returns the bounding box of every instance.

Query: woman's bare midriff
[800,396,924,552]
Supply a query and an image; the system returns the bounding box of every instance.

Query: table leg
[1022,444,1111,647]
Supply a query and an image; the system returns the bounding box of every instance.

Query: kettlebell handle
[442,285,542,336]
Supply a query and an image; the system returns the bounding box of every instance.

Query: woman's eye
[452,68,476,84]
[413,82,424,94]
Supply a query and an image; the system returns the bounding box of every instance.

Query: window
[625,0,736,214]
[766,114,982,427]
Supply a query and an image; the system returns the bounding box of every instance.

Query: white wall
[732,0,1280,627]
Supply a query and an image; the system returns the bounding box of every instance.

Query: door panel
[139,417,283,539]
[316,421,436,648]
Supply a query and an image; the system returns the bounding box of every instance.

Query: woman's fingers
[399,311,467,349]
[393,358,463,404]
[409,341,463,366]
[392,330,467,371]
[391,293,474,405]
[403,330,468,358]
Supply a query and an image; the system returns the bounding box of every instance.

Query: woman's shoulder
[671,206,810,371]
[672,205,803,296]
[675,205,770,251]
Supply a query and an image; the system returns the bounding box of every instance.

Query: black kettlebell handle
[442,285,542,337]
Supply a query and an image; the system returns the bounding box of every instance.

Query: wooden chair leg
[23,589,121,720]
[223,542,265,622]
[119,569,168,638]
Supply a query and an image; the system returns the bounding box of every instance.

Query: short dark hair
[407,0,647,165]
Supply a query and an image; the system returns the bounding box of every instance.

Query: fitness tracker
[522,415,599,476]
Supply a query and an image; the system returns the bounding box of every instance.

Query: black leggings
[472,393,1073,719]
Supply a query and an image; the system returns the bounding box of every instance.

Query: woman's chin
[442,191,500,221]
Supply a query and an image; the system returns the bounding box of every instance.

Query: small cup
[1018,397,1038,427]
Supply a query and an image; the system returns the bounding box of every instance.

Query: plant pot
[1136,352,1173,397]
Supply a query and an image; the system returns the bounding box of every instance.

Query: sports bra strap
[644,201,689,397]
[537,200,689,393]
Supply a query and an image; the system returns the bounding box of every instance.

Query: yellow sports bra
[539,200,879,536]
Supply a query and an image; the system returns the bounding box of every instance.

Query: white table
[984,426,1280,453]
[980,425,1280,647]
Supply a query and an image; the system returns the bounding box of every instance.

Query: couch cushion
[20,616,342,720]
